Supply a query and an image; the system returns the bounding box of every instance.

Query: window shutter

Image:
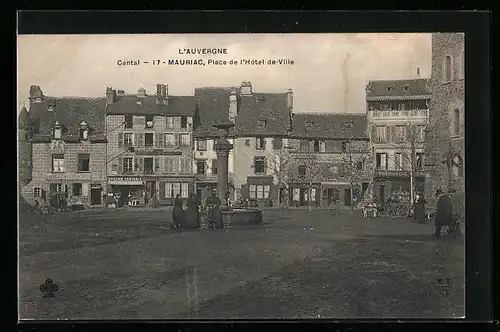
[273,137,282,150]
[133,133,138,147]
[137,157,143,173]
[118,157,123,173]
[371,126,377,142]
[173,156,180,173]
[118,133,123,148]
[41,189,46,200]
[174,134,180,148]
[263,157,268,174]
[82,183,89,197]
[138,133,144,147]
[154,157,160,173]
[158,133,164,147]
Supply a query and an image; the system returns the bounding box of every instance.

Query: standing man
[101,188,107,209]
[434,189,452,238]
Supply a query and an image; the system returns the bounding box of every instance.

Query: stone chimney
[156,84,163,104]
[240,81,252,95]
[106,87,117,104]
[286,89,293,110]
[229,88,238,122]
[29,85,44,103]
[161,84,168,104]
[416,67,421,79]
[117,90,125,96]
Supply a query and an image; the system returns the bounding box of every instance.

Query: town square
[17,32,465,319]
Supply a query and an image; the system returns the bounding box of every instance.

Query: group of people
[172,190,225,230]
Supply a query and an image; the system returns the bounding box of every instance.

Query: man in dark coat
[414,193,426,224]
[434,189,452,237]
[205,190,223,229]
[172,194,185,229]
[184,193,200,229]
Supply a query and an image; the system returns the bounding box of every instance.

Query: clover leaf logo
[40,278,59,298]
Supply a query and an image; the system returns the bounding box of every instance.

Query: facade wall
[23,141,107,206]
[233,137,278,202]
[424,33,465,207]
[18,129,32,188]
[106,114,195,203]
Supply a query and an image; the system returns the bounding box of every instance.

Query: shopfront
[108,176,144,206]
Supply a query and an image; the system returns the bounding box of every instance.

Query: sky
[17,33,431,115]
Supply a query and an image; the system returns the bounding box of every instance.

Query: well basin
[221,208,263,225]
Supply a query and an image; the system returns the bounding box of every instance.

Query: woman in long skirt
[172,194,185,229]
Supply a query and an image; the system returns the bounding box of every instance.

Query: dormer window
[136,100,143,105]
[305,121,314,130]
[47,105,54,112]
[79,121,89,140]
[403,85,410,92]
[145,116,154,129]
[257,120,267,129]
[386,86,393,92]
[53,121,62,140]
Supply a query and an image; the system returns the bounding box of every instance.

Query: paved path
[18,209,464,320]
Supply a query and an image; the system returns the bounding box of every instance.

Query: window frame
[443,55,453,83]
[255,137,266,150]
[196,160,206,175]
[52,154,65,173]
[145,115,154,129]
[254,157,266,175]
[196,139,207,151]
[73,183,83,196]
[77,153,91,172]
[124,115,134,129]
[122,157,134,174]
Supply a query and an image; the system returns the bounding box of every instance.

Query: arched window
[79,121,89,140]
[451,155,463,178]
[444,55,452,82]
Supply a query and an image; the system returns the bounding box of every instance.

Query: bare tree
[336,120,373,211]
[338,140,372,211]
[385,117,426,204]
[291,154,323,212]
[266,148,293,209]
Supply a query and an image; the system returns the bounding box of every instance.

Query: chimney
[161,84,168,104]
[156,84,163,104]
[106,87,116,104]
[286,89,293,110]
[240,81,252,95]
[416,67,421,79]
[29,85,44,103]
[229,88,238,123]
[117,90,125,96]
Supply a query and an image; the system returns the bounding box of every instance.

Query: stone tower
[18,106,33,188]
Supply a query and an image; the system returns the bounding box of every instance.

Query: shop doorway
[379,185,385,202]
[146,181,156,198]
[90,187,101,205]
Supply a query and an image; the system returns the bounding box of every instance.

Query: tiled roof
[105,95,196,116]
[235,93,290,136]
[366,79,431,98]
[193,87,290,138]
[29,96,107,142]
[18,107,31,129]
[193,87,237,138]
[289,112,368,140]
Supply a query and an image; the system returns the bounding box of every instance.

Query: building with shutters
[21,85,108,207]
[365,73,431,202]
[105,85,197,206]
[287,113,372,207]
[423,33,465,207]
[192,82,293,206]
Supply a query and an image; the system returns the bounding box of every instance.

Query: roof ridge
[294,111,366,116]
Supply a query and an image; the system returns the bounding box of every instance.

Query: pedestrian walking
[449,188,463,237]
[205,190,223,229]
[172,194,185,229]
[433,189,452,238]
[414,192,426,224]
[184,193,200,229]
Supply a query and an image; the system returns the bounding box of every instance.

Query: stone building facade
[193,82,293,206]
[105,85,196,206]
[424,33,465,207]
[21,86,108,207]
[287,113,372,207]
[366,75,431,202]
[18,107,33,189]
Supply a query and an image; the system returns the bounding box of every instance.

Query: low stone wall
[222,208,263,225]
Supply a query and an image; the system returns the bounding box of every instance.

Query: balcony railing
[374,169,426,178]
[371,109,428,118]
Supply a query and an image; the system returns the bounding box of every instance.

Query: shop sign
[108,176,143,185]
[91,183,102,189]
